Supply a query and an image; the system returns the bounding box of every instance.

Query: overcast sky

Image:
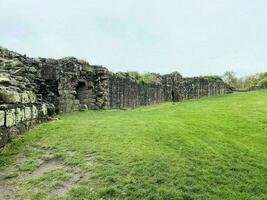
[0,0,267,77]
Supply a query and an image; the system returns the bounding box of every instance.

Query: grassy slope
[0,90,267,200]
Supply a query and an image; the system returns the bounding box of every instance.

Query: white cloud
[0,0,266,76]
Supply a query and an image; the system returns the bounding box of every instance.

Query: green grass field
[0,90,267,200]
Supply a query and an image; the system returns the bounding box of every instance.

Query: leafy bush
[257,77,267,88]
[139,72,159,84]
[127,71,160,84]
[127,71,141,80]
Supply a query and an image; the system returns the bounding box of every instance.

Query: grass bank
[0,90,267,199]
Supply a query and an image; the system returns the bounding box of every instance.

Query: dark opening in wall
[171,90,175,102]
[0,95,4,103]
[76,81,86,100]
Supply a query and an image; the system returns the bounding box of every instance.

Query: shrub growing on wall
[127,71,141,80]
[127,71,161,84]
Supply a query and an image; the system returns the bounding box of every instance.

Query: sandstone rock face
[0,46,233,148]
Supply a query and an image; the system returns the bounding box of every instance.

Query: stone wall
[0,46,232,148]
[108,73,164,109]
[39,58,110,112]
[177,77,231,100]
[0,73,48,147]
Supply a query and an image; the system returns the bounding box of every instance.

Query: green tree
[140,72,159,84]
[127,71,141,80]
[222,71,238,88]
[257,76,267,88]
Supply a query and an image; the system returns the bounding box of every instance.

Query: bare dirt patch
[0,180,17,200]
[51,154,94,198]
[0,149,95,199]
[31,158,64,177]
[0,157,66,200]
[52,170,82,198]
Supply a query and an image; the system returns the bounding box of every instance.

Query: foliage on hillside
[222,71,267,90]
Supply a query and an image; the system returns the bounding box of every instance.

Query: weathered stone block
[29,92,36,103]
[0,73,11,84]
[0,110,5,126]
[32,105,38,119]
[21,92,29,103]
[21,91,36,103]
[0,87,21,103]
[41,65,58,80]
[15,108,24,124]
[24,107,32,120]
[6,109,16,127]
[41,103,48,115]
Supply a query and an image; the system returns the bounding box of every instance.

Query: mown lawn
[0,90,267,200]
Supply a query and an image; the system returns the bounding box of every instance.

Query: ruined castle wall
[0,48,51,148]
[40,58,82,113]
[0,102,48,147]
[162,72,184,101]
[0,46,232,148]
[106,74,231,109]
[39,59,110,112]
[108,73,165,109]
[175,77,231,100]
[0,73,48,147]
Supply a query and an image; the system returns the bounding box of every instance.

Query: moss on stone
[0,87,21,103]
[82,65,94,72]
